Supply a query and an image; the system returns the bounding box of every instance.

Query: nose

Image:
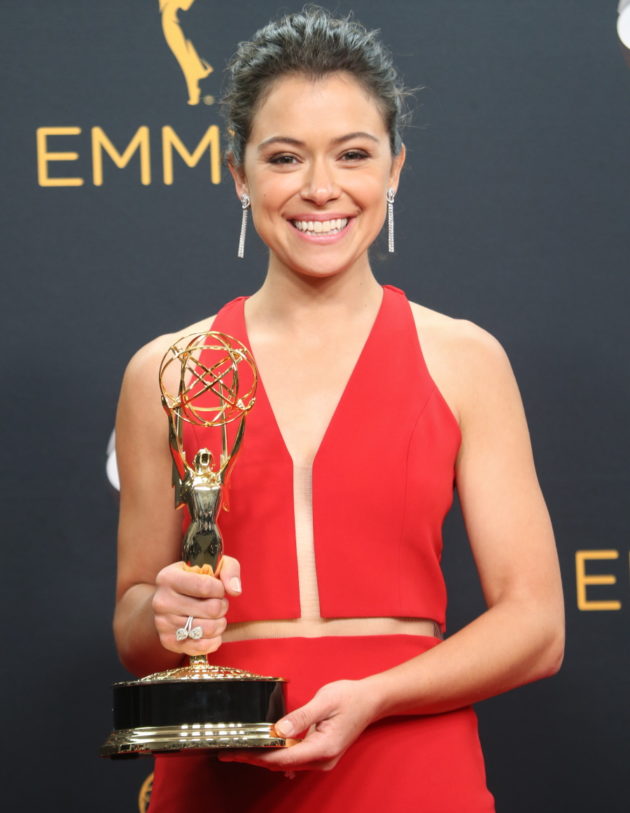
[300,158,340,206]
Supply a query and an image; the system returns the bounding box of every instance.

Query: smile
[291,218,349,235]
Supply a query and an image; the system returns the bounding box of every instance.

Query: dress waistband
[222,617,442,642]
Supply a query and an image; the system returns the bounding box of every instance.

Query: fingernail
[229,577,242,593]
[276,719,294,737]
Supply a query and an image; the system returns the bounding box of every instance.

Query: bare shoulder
[116,314,218,462]
[408,301,516,422]
[409,301,509,365]
[122,314,217,395]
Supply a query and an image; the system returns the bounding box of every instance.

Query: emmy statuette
[101,332,287,757]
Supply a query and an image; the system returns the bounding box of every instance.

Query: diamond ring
[176,615,203,641]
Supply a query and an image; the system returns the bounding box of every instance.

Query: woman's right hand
[152,555,242,656]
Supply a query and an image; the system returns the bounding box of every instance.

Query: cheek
[252,178,293,212]
[347,174,388,206]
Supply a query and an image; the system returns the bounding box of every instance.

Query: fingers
[152,592,229,621]
[157,562,227,600]
[219,692,338,771]
[155,613,228,656]
[156,613,228,640]
[156,558,242,598]
[152,558,243,655]
[218,555,242,597]
[218,680,372,773]
[274,692,335,740]
[219,733,341,772]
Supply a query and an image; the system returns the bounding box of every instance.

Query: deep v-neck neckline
[239,287,387,467]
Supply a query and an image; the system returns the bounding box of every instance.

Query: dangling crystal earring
[237,193,250,259]
[386,188,396,254]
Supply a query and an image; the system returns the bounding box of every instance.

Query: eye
[268,153,299,165]
[340,149,370,162]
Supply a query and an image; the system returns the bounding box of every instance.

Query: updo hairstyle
[222,5,409,165]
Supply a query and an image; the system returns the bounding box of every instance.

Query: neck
[248,254,382,328]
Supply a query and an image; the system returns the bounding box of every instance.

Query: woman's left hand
[218,678,378,772]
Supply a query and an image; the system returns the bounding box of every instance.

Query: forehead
[248,72,389,144]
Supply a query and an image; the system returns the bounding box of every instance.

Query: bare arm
[362,324,564,718]
[113,336,241,677]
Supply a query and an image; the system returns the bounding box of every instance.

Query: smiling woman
[112,7,564,813]
[228,72,405,280]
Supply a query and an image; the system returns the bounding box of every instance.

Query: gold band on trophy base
[103,723,287,757]
[101,332,288,757]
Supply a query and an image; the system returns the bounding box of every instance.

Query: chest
[184,289,460,625]
[248,324,375,466]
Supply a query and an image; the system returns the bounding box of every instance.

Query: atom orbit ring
[176,615,203,641]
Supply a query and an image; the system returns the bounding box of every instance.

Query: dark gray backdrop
[2,1,628,810]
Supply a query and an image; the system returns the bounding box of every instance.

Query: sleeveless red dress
[149,287,495,812]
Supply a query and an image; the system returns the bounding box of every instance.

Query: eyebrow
[257,131,380,151]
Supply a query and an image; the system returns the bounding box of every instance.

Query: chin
[282,251,361,281]
[294,263,351,281]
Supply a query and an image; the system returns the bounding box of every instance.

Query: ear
[226,153,248,200]
[388,143,406,195]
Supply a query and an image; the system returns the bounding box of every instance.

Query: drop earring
[386,188,396,253]
[237,193,250,259]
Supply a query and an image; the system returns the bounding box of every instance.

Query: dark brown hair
[222,5,410,165]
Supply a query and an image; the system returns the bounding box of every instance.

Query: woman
[113,8,564,812]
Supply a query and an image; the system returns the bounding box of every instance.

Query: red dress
[149,287,496,812]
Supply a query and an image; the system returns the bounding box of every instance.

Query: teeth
[292,218,348,235]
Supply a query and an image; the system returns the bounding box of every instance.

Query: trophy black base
[101,657,287,757]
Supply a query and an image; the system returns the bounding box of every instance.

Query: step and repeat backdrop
[2,2,629,811]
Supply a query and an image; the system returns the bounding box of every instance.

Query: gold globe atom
[158,331,257,428]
